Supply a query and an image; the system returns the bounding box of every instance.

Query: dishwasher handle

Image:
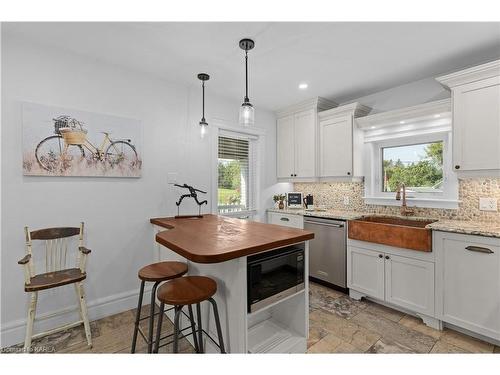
[304,220,344,228]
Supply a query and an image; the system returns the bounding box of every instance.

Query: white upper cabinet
[318,103,371,179]
[436,60,500,174]
[276,115,295,179]
[294,109,316,178]
[275,97,337,181]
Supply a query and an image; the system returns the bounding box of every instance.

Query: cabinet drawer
[268,212,303,229]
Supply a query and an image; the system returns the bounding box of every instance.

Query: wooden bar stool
[131,261,188,353]
[153,276,225,354]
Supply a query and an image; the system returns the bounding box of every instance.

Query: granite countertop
[267,208,500,238]
[426,220,500,238]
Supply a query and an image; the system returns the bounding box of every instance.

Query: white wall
[0,32,285,346]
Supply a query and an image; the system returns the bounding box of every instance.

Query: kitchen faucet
[395,183,415,216]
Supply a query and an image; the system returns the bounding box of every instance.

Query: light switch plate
[479,197,498,212]
[167,172,178,185]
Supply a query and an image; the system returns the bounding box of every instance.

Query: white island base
[152,224,310,353]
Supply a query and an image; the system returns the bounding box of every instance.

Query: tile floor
[4,282,499,354]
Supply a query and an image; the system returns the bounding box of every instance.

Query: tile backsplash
[294,178,500,223]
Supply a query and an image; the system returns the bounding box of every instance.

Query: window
[382,141,443,193]
[364,132,458,209]
[217,134,256,214]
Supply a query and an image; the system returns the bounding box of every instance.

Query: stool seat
[157,276,217,305]
[138,261,187,282]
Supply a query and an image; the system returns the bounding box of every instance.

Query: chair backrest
[25,222,84,273]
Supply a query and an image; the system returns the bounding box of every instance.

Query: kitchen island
[150,214,314,353]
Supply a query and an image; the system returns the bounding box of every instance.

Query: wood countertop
[150,214,314,264]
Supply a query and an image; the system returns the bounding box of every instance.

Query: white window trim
[364,131,459,209]
[210,120,265,218]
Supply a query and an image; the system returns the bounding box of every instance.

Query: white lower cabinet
[347,246,385,300]
[348,241,436,322]
[385,254,435,317]
[435,231,500,341]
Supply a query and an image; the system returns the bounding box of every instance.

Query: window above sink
[358,99,459,209]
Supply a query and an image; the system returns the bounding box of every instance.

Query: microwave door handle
[304,221,344,228]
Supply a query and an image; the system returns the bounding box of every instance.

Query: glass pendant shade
[239,102,254,127]
[200,120,208,139]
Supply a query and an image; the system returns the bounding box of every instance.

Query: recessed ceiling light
[400,121,406,124]
[370,126,376,129]
[298,83,308,90]
[434,114,441,118]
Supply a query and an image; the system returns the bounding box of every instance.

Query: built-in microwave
[247,244,305,313]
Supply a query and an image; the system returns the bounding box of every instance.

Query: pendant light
[197,73,210,138]
[238,38,255,127]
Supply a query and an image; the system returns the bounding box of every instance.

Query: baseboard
[0,285,152,348]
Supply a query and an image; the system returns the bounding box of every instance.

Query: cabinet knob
[378,254,383,258]
[455,165,460,170]
[385,255,390,260]
[294,174,297,177]
[290,173,293,177]
[347,172,351,176]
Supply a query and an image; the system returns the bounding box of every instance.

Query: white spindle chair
[18,222,92,351]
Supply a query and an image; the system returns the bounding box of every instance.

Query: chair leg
[24,292,38,352]
[196,303,204,353]
[147,281,160,353]
[187,304,199,353]
[75,282,92,347]
[173,306,182,353]
[153,302,164,353]
[131,280,145,353]
[208,298,225,353]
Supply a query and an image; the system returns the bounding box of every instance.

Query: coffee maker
[303,194,314,211]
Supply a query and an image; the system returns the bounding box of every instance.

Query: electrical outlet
[343,196,350,206]
[167,172,178,185]
[479,197,498,212]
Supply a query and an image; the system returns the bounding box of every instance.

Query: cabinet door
[294,109,316,178]
[385,254,435,316]
[436,234,500,340]
[453,76,500,171]
[319,115,353,177]
[347,246,384,300]
[276,115,295,178]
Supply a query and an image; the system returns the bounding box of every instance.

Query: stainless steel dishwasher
[304,216,347,290]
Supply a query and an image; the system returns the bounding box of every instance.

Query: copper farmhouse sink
[348,216,437,252]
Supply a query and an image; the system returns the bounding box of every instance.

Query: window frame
[364,131,459,209]
[211,124,263,219]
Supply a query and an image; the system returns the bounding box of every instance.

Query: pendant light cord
[202,80,206,122]
[244,51,249,102]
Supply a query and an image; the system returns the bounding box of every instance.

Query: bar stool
[131,261,188,353]
[153,276,225,353]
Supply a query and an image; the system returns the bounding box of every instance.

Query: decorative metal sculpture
[174,183,208,218]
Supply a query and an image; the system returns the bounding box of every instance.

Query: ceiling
[3,22,500,110]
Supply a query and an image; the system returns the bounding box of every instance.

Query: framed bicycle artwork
[22,102,142,177]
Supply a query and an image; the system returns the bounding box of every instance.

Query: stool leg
[153,302,165,353]
[147,281,160,353]
[131,280,145,353]
[187,304,199,353]
[173,306,183,353]
[208,298,225,353]
[196,303,204,353]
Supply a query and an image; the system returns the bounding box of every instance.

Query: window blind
[217,133,256,214]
